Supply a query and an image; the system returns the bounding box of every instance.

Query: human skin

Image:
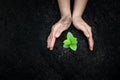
[47,0,94,51]
[47,0,71,50]
[72,0,94,51]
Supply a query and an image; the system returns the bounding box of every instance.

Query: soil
[0,0,119,80]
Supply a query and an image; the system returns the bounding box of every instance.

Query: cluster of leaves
[63,32,78,51]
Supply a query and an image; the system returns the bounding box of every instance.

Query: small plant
[63,32,78,51]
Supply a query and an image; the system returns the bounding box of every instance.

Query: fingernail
[90,47,93,51]
[50,47,53,50]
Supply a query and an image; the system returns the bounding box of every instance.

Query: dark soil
[0,0,120,80]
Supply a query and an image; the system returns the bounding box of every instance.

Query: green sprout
[63,32,78,51]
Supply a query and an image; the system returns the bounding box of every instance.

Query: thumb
[55,30,63,38]
[82,28,90,38]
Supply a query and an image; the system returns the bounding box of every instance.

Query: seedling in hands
[63,32,78,51]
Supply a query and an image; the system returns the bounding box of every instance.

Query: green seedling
[63,32,78,51]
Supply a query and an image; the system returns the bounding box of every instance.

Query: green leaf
[71,38,78,44]
[63,32,78,51]
[63,44,70,48]
[70,44,77,51]
[67,32,74,40]
[63,39,71,45]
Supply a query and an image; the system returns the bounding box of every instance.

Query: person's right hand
[47,16,71,50]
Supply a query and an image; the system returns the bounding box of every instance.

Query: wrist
[72,15,82,19]
[61,14,71,18]
[72,15,82,22]
[60,15,72,23]
[58,15,72,26]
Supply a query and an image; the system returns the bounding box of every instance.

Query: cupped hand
[47,16,71,50]
[72,16,94,51]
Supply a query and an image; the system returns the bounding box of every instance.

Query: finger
[87,27,94,51]
[50,28,57,50]
[88,36,94,51]
[47,38,49,48]
[47,34,51,48]
[50,34,56,50]
[49,25,57,50]
[83,23,94,51]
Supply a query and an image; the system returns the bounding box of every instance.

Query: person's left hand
[72,16,94,51]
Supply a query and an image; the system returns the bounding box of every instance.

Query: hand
[47,16,71,50]
[72,16,94,51]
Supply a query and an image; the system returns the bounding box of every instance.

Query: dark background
[0,0,120,80]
